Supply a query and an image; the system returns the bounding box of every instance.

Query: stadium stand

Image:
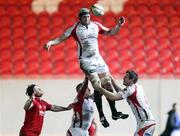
[0,0,179,77]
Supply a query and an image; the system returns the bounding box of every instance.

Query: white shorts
[66,128,89,136]
[135,121,156,136]
[79,56,109,75]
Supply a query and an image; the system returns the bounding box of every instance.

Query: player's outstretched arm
[104,17,125,36]
[92,82,123,101]
[110,76,124,93]
[44,34,68,51]
[50,104,72,112]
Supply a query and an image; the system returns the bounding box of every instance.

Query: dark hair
[78,8,90,19]
[126,70,138,83]
[26,84,36,97]
[76,83,83,93]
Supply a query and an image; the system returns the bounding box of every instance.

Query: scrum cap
[79,8,90,18]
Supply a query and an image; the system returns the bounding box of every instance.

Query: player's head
[172,103,177,111]
[123,70,138,86]
[78,8,90,25]
[76,82,91,98]
[26,84,44,97]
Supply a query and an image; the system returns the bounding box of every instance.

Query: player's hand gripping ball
[91,4,104,16]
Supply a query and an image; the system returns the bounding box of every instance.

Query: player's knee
[90,77,100,85]
[101,75,111,86]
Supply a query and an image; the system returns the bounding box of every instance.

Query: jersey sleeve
[64,23,78,37]
[42,100,52,111]
[94,22,110,34]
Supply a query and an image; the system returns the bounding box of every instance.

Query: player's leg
[79,58,109,127]
[94,89,109,127]
[97,56,128,120]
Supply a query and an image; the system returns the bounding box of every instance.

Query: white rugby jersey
[119,84,155,124]
[71,96,94,131]
[64,21,110,59]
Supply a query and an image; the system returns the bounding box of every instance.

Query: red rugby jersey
[20,97,52,134]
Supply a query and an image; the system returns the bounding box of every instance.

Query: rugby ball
[91,4,105,16]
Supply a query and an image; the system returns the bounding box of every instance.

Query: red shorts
[88,123,96,136]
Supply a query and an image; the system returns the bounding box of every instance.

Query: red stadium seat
[156,27,169,39]
[66,60,82,75]
[0,38,12,50]
[53,61,66,75]
[131,38,144,50]
[118,27,130,38]
[0,49,12,62]
[173,50,180,63]
[142,16,155,28]
[161,61,174,76]
[119,61,134,74]
[129,15,142,28]
[170,27,180,39]
[132,49,145,62]
[38,27,51,40]
[0,6,7,16]
[65,38,77,50]
[117,38,131,50]
[13,61,26,75]
[136,4,150,16]
[149,4,164,16]
[51,12,63,28]
[162,4,177,16]
[174,62,180,76]
[143,26,156,39]
[13,38,25,50]
[13,27,25,39]
[123,3,138,16]
[52,49,65,63]
[12,49,25,62]
[0,61,12,75]
[119,49,131,62]
[19,4,33,16]
[25,27,38,39]
[155,15,168,28]
[0,16,11,28]
[106,51,119,63]
[12,15,24,28]
[130,27,143,39]
[172,38,180,51]
[6,5,20,16]
[146,60,160,76]
[26,50,39,62]
[37,12,50,28]
[26,38,39,51]
[146,49,159,62]
[39,50,52,62]
[159,49,172,62]
[108,61,120,75]
[105,38,118,51]
[169,15,180,28]
[133,60,147,76]
[26,61,39,75]
[39,61,53,75]
[51,27,64,38]
[24,14,37,28]
[65,50,77,62]
[144,38,157,51]
[0,27,11,38]
[158,38,171,51]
